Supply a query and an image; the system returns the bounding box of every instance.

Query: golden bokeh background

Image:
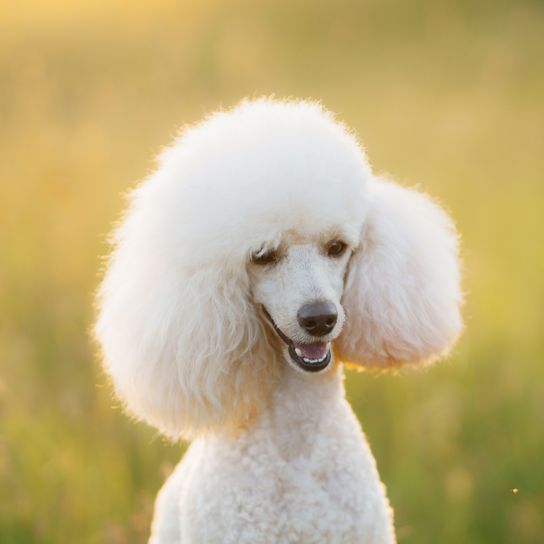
[1,1,543,542]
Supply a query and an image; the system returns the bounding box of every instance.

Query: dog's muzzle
[262,307,332,372]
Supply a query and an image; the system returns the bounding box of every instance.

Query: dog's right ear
[94,177,276,440]
[336,177,463,369]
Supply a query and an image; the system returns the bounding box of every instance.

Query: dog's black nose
[297,301,338,337]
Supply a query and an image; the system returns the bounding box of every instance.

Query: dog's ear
[336,177,463,369]
[95,181,275,440]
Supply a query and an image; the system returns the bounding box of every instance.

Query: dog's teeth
[298,347,331,365]
[302,355,327,364]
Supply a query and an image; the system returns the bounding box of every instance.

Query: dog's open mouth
[262,308,332,372]
[288,341,331,372]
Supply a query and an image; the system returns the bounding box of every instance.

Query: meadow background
[1,0,543,542]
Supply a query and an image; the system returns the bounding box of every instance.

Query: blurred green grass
[1,0,543,542]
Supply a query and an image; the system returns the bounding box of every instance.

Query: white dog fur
[95,98,463,543]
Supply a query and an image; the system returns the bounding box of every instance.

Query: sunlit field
[1,1,543,542]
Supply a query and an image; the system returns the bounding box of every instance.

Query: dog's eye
[326,240,347,258]
[251,248,279,266]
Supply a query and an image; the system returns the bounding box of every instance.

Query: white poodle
[95,98,463,543]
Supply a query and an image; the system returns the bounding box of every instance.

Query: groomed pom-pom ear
[336,177,463,369]
[94,180,277,440]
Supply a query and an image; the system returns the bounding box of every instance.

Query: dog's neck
[262,362,345,461]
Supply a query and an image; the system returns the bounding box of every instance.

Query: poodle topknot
[95,98,463,543]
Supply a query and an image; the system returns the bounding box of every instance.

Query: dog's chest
[179,405,394,544]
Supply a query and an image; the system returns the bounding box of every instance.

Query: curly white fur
[95,98,463,543]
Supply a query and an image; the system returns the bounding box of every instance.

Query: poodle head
[95,98,463,439]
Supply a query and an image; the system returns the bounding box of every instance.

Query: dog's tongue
[292,341,329,359]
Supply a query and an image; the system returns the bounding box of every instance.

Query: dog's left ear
[336,177,463,368]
